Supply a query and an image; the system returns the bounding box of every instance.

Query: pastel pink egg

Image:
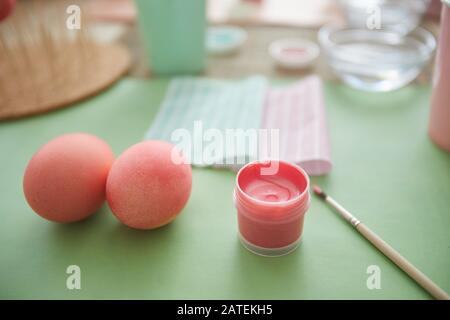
[23,133,115,223]
[106,140,192,230]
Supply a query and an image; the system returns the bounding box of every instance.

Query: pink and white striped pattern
[261,75,332,175]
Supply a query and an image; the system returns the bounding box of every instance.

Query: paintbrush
[313,185,450,300]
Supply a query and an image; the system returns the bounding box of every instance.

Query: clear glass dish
[318,25,436,92]
[338,0,430,35]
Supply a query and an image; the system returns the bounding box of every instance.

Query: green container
[135,0,206,75]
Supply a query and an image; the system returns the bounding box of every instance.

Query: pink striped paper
[261,75,332,175]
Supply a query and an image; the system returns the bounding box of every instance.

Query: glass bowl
[318,25,436,92]
[338,0,430,35]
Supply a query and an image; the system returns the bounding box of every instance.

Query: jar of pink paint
[234,160,310,257]
[429,0,450,152]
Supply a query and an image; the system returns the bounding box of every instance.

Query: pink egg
[106,140,192,230]
[23,133,115,223]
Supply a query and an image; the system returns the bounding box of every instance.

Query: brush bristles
[313,185,327,200]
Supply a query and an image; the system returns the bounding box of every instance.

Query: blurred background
[0,0,442,81]
[1,0,445,119]
[86,0,441,80]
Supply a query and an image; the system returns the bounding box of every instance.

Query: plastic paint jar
[429,0,450,152]
[234,160,310,257]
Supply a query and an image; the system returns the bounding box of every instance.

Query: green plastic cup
[135,0,206,75]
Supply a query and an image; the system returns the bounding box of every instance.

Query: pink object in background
[426,0,442,20]
[261,75,332,175]
[0,0,15,22]
[234,160,310,256]
[429,1,450,152]
[87,0,136,23]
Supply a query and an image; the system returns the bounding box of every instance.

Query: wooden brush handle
[356,223,450,300]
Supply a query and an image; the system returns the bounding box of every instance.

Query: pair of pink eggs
[23,133,192,229]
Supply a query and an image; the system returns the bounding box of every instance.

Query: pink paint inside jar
[234,160,310,256]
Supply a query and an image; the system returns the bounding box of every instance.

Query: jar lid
[269,38,320,69]
[235,160,310,222]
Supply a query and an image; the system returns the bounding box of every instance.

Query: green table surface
[0,78,449,299]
